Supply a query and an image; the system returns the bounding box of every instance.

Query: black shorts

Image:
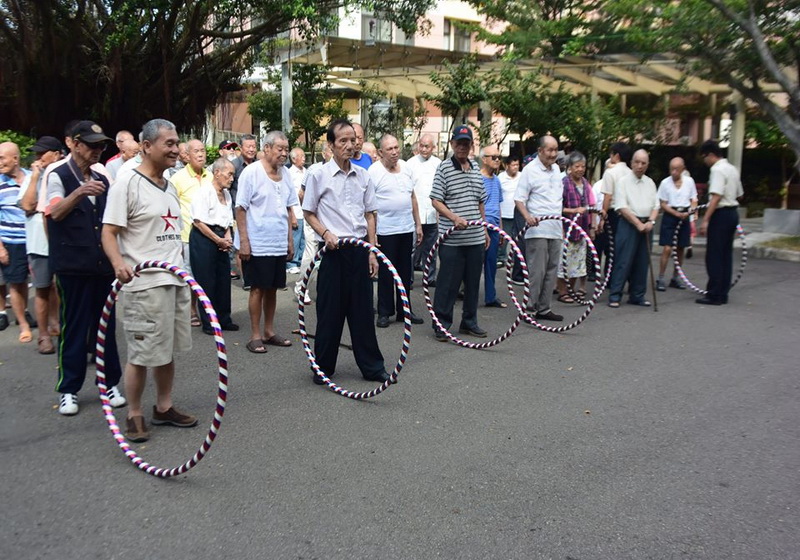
[0,243,28,284]
[659,213,691,248]
[242,255,287,289]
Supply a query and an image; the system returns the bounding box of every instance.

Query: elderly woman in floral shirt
[557,151,596,302]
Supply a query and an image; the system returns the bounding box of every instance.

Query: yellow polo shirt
[170,165,212,242]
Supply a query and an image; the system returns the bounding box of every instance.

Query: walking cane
[646,229,659,312]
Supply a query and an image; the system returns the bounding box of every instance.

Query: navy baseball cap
[28,136,64,153]
[451,126,473,142]
[71,121,111,143]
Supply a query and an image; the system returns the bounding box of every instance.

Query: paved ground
[1,243,798,560]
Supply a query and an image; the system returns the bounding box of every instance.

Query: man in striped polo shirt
[0,142,33,342]
[430,125,489,341]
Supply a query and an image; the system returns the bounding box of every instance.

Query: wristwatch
[650,220,656,225]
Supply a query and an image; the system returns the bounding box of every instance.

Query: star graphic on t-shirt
[161,208,179,231]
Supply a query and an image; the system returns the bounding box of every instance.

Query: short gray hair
[141,119,176,144]
[263,130,288,147]
[211,157,234,174]
[566,151,586,168]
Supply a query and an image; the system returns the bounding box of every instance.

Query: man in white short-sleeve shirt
[235,131,297,353]
[370,134,423,328]
[607,149,659,308]
[514,135,564,321]
[656,157,698,291]
[302,119,389,385]
[696,140,743,305]
[102,118,198,444]
[407,133,442,282]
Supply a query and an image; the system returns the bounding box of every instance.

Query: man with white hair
[607,149,659,308]
[514,135,564,322]
[103,118,197,442]
[407,134,442,285]
[286,147,306,274]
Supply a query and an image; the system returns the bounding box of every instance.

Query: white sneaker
[58,393,79,416]
[106,385,127,408]
[287,266,301,274]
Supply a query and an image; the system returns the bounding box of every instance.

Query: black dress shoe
[458,325,487,337]
[376,315,391,328]
[221,323,240,331]
[695,297,722,305]
[312,369,334,385]
[364,370,394,384]
[426,280,436,288]
[15,310,37,328]
[397,313,424,325]
[0,314,8,331]
[434,330,448,342]
[536,310,564,321]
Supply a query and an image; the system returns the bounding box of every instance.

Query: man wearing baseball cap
[429,125,490,341]
[45,120,126,416]
[218,140,238,161]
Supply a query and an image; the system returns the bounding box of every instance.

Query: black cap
[71,121,112,143]
[219,139,238,150]
[451,125,473,142]
[28,136,64,153]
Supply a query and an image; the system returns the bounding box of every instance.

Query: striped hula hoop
[95,260,228,478]
[297,238,410,399]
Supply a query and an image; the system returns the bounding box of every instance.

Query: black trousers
[413,223,439,282]
[378,232,413,319]
[189,227,233,330]
[54,273,122,394]
[705,206,739,303]
[315,244,385,378]
[511,207,527,283]
[433,243,484,331]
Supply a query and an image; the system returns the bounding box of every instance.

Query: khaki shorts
[122,284,192,367]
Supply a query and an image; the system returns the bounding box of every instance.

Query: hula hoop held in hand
[95,260,229,478]
[297,238,410,400]
[559,208,612,305]
[671,203,747,295]
[422,220,530,348]
[514,215,603,333]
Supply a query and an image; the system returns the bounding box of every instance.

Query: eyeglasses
[484,155,501,161]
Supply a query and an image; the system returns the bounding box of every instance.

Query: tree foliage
[469,0,800,172]
[426,55,488,134]
[0,0,434,136]
[360,83,428,145]
[246,64,347,150]
[486,64,660,173]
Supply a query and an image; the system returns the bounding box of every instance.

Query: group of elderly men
[0,115,743,442]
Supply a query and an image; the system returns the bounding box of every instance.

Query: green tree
[0,0,434,136]
[426,55,488,135]
[471,0,800,173]
[360,83,428,144]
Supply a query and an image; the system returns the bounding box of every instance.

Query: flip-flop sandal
[19,330,33,343]
[575,290,586,298]
[264,334,292,347]
[190,316,202,327]
[48,325,60,337]
[245,339,268,353]
[37,336,55,354]
[485,300,508,308]
[557,294,576,304]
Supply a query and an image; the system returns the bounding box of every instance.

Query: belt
[206,224,228,236]
[673,206,689,212]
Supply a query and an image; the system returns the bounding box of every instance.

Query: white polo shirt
[708,158,743,207]
[614,173,659,218]
[657,176,698,208]
[514,158,563,239]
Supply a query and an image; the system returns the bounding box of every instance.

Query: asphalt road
[1,247,798,560]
